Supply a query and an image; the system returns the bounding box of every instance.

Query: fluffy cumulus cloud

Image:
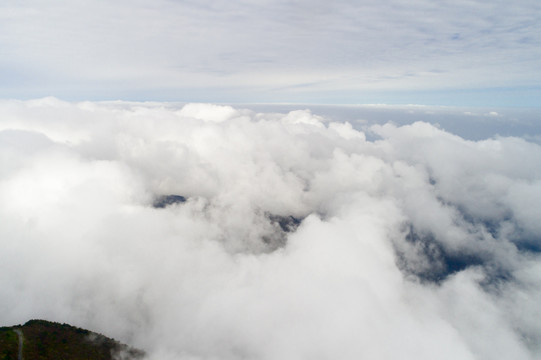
[1,98,540,359]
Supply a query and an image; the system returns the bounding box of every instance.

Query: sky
[1,0,540,106]
[1,98,541,359]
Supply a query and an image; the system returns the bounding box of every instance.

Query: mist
[1,98,540,359]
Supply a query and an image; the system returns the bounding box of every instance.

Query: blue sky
[1,0,540,106]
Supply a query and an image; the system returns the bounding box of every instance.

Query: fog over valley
[1,98,540,359]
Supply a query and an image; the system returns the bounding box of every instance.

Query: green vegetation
[0,320,144,360]
[0,327,19,360]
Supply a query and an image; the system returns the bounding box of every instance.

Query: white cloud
[0,0,540,100]
[0,99,540,359]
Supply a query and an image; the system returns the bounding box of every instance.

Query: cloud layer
[1,0,540,103]
[1,99,540,359]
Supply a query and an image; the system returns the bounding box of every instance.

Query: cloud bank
[1,98,540,359]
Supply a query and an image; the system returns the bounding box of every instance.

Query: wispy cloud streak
[0,1,540,102]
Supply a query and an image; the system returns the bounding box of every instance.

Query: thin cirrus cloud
[1,98,540,359]
[0,0,540,104]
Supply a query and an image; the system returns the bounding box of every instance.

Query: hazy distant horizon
[6,96,541,141]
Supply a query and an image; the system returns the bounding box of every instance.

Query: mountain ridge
[0,319,144,360]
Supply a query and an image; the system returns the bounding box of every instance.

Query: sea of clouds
[1,98,540,359]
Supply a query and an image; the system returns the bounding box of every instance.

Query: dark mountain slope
[0,320,144,360]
